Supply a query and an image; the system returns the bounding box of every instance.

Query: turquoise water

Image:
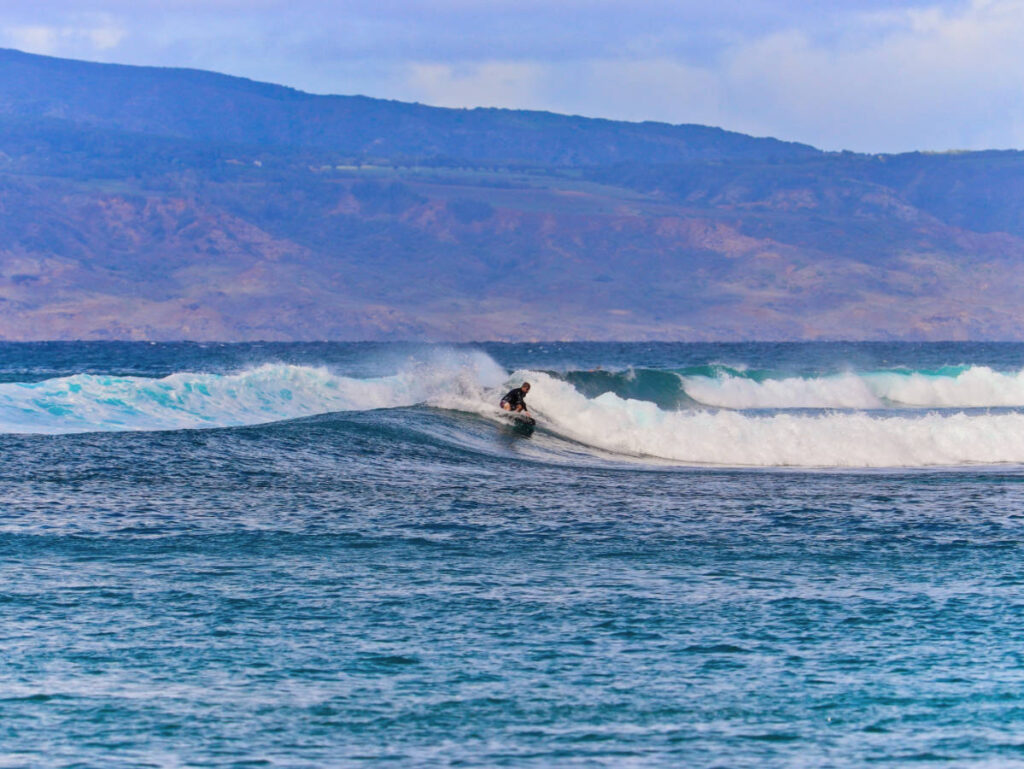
[5,342,1024,767]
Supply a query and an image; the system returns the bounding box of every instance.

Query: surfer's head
[521,382,531,392]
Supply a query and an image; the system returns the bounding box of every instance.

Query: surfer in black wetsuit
[500,382,531,415]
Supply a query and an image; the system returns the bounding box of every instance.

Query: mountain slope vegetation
[1,48,1023,340]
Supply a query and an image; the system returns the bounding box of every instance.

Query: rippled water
[4,342,1024,767]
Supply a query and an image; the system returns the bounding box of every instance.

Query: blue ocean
[6,341,1024,767]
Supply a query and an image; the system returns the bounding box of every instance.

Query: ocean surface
[5,341,1024,767]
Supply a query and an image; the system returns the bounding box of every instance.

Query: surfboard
[504,412,535,434]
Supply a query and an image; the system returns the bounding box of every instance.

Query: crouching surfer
[500,382,534,425]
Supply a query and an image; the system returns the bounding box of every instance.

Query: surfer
[500,382,532,416]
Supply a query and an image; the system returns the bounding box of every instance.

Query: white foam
[520,371,1024,467]
[681,366,1024,409]
[869,367,1024,407]
[682,372,882,409]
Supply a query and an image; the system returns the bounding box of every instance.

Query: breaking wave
[567,364,1024,410]
[6,352,1024,467]
[0,352,506,435]
[522,371,1024,468]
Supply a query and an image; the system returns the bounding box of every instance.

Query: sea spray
[0,349,506,435]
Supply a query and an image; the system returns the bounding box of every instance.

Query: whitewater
[6,344,1024,467]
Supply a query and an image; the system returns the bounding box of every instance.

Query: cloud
[403,56,725,126]
[714,0,1024,150]
[3,25,60,55]
[407,61,548,111]
[2,15,126,55]
[390,0,1024,152]
[1,1,1023,152]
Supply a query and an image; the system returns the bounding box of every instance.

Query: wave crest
[679,365,1024,409]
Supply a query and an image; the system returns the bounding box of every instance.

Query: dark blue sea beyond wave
[5,341,1024,767]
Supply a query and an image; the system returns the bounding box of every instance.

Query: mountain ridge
[1,48,1023,341]
[0,47,819,165]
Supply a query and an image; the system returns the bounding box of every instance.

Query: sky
[1,0,1022,153]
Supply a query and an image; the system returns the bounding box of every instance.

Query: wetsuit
[500,387,529,412]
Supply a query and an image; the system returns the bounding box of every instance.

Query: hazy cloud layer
[1,1,1020,152]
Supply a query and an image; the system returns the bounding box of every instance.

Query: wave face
[0,352,506,435]
[7,344,1024,468]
